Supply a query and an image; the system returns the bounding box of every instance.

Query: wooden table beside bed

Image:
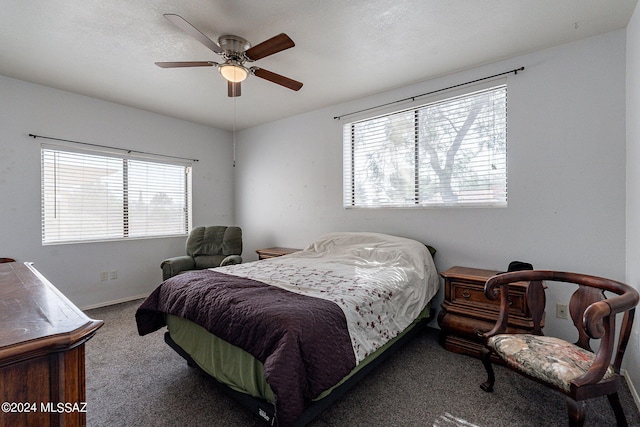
[255,247,301,260]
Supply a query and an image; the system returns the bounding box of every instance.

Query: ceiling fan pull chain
[232,95,237,168]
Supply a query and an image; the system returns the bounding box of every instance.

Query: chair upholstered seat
[488,334,615,392]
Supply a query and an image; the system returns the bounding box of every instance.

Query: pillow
[305,232,436,265]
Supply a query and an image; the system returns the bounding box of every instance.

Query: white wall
[626,1,640,403]
[0,75,234,308]
[236,30,628,338]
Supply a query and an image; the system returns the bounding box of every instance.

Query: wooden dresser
[0,262,103,427]
[438,266,544,358]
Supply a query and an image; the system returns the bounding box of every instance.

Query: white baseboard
[623,369,640,412]
[81,294,147,311]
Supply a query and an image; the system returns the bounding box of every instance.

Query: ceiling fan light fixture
[219,62,248,83]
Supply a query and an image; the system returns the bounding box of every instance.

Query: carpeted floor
[85,299,640,426]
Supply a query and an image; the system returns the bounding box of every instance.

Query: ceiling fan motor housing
[218,35,251,61]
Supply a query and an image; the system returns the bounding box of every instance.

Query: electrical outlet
[556,303,568,319]
[110,271,117,280]
[100,272,108,282]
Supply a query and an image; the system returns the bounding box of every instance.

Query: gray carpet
[85,299,640,426]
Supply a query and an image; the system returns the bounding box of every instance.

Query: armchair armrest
[161,256,195,281]
[220,255,242,266]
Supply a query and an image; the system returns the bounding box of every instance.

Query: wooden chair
[479,270,639,427]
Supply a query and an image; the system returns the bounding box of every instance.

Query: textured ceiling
[0,0,636,130]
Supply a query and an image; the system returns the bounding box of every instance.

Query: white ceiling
[0,1,636,131]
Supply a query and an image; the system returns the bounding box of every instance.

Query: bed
[136,232,440,426]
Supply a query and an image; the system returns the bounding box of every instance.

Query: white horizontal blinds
[347,110,417,207]
[418,85,507,206]
[344,84,507,208]
[42,147,191,244]
[126,160,189,237]
[42,149,125,243]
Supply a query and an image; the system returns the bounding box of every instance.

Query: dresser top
[0,262,103,361]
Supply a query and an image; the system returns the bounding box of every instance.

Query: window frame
[343,83,508,209]
[41,144,192,245]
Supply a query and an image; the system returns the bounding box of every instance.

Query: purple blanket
[136,270,356,427]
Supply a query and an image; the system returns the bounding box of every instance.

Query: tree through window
[343,85,507,208]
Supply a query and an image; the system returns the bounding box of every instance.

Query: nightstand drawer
[450,280,528,317]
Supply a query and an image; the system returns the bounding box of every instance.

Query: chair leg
[567,398,585,427]
[607,392,628,427]
[480,347,495,392]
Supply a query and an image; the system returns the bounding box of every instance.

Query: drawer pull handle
[462,290,471,299]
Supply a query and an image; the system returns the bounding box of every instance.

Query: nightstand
[437,266,545,358]
[255,247,301,260]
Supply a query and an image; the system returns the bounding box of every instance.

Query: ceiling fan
[155,14,303,97]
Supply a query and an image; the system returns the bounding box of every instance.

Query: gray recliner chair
[161,226,243,281]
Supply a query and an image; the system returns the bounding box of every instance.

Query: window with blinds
[343,85,507,208]
[41,146,192,244]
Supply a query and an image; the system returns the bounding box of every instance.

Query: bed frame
[164,312,433,427]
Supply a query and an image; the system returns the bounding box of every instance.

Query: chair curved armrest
[594,287,639,317]
[583,300,611,340]
[570,306,616,388]
[482,276,512,338]
[572,287,639,388]
[583,285,639,341]
[220,255,242,266]
[161,256,195,281]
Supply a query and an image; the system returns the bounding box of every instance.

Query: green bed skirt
[165,303,431,404]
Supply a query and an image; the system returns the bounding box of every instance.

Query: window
[343,84,507,208]
[41,146,192,244]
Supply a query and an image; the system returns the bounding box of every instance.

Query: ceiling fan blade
[155,61,216,68]
[252,68,303,91]
[228,81,241,97]
[163,14,223,54]
[245,33,295,61]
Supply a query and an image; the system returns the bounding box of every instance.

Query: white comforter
[216,232,439,363]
